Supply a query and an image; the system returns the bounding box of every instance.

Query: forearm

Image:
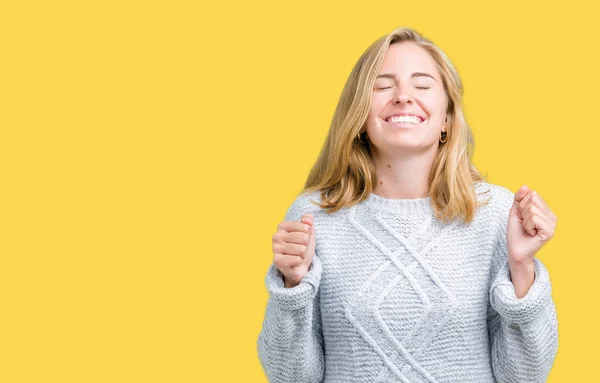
[257,260,325,383]
[489,258,559,382]
[508,258,536,299]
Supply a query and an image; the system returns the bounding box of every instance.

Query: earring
[440,131,447,143]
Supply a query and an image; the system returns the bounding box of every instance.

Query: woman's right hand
[272,213,316,288]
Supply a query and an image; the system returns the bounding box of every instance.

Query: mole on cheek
[380,181,383,185]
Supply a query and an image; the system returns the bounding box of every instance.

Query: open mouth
[382,116,426,127]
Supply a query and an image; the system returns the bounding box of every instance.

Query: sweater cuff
[489,257,552,324]
[265,255,323,311]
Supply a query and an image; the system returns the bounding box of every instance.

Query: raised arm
[257,192,325,383]
[487,187,559,382]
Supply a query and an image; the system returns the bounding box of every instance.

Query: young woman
[257,26,558,383]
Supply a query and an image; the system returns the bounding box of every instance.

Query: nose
[393,86,413,104]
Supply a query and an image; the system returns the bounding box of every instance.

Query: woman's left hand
[506,185,557,265]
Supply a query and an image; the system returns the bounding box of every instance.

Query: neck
[371,146,437,199]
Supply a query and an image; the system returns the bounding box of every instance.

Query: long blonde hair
[302,26,489,224]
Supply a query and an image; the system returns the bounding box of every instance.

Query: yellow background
[1,0,598,381]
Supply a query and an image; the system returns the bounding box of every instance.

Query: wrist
[283,276,300,288]
[508,260,536,299]
[508,256,535,270]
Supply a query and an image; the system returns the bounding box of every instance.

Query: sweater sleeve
[256,192,325,383]
[487,187,559,383]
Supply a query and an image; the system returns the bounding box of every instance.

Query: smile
[382,117,425,128]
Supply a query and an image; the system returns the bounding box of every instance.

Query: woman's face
[365,42,448,155]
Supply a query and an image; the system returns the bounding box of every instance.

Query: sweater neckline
[363,192,433,215]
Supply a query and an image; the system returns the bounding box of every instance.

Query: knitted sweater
[257,181,558,383]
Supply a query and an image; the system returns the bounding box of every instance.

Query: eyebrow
[376,72,437,82]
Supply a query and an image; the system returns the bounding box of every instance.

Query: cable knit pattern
[257,181,558,383]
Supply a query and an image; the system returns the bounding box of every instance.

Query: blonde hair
[301,26,489,224]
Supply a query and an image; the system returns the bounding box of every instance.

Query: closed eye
[377,86,430,90]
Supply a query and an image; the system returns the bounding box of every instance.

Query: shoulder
[475,180,515,226]
[283,190,325,222]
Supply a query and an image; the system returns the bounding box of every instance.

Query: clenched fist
[272,213,316,288]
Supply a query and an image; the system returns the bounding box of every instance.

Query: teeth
[387,115,422,124]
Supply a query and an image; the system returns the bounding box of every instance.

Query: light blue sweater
[257,181,558,382]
